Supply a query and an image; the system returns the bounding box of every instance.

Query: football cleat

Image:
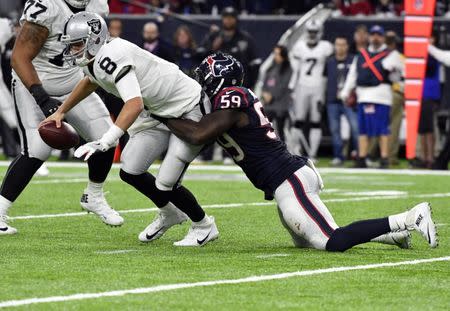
[406,202,438,248]
[0,215,17,235]
[80,190,124,226]
[35,163,50,177]
[174,216,219,247]
[138,203,188,242]
[388,231,412,249]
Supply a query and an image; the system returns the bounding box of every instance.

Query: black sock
[170,185,205,222]
[87,148,115,183]
[119,169,206,221]
[119,170,169,207]
[326,217,390,252]
[0,154,43,202]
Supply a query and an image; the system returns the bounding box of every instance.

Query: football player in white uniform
[0,0,123,236]
[45,12,218,246]
[289,20,333,160]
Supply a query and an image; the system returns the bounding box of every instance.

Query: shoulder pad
[21,0,55,30]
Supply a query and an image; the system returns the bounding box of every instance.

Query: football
[38,120,80,150]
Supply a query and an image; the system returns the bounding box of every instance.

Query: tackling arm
[163,109,243,145]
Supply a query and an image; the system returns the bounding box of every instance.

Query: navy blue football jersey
[212,86,307,199]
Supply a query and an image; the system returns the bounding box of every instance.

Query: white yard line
[256,254,291,259]
[0,256,448,308]
[95,250,138,255]
[0,161,449,175]
[9,192,450,221]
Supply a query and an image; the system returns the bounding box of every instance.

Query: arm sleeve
[115,68,142,103]
[340,56,357,100]
[428,45,450,67]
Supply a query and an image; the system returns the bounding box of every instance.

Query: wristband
[99,125,125,148]
[29,84,49,106]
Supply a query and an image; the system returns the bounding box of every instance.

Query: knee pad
[325,228,351,252]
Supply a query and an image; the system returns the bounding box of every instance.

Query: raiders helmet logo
[206,55,234,77]
[87,19,101,35]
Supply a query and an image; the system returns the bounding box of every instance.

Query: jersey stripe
[287,174,335,238]
[12,79,28,157]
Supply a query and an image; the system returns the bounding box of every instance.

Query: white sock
[309,128,322,158]
[388,211,408,231]
[87,181,103,194]
[194,215,210,226]
[0,196,12,215]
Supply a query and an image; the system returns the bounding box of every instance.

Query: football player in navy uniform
[152,53,438,251]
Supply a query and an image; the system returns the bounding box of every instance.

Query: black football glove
[150,113,169,125]
[29,84,61,117]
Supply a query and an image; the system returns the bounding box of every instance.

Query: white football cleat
[406,202,438,248]
[174,216,219,247]
[0,215,17,235]
[35,163,49,177]
[388,231,412,249]
[80,190,124,226]
[139,203,188,242]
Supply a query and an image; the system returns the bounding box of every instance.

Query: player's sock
[0,196,12,216]
[86,180,104,195]
[309,126,322,158]
[170,186,206,222]
[119,170,169,206]
[0,154,43,202]
[326,217,391,252]
[87,148,114,183]
[388,211,409,231]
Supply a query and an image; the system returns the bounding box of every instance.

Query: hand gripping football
[38,120,80,150]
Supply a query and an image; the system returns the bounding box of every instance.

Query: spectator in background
[419,34,441,169]
[261,45,292,141]
[325,36,358,166]
[340,25,403,169]
[351,24,369,54]
[142,22,174,62]
[198,6,261,88]
[385,31,404,166]
[173,25,199,76]
[108,18,123,38]
[339,0,374,16]
[375,0,397,17]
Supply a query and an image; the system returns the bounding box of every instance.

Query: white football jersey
[290,40,333,88]
[18,0,108,96]
[84,38,201,118]
[0,18,13,53]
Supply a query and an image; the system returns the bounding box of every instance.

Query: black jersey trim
[114,65,132,83]
[12,79,29,157]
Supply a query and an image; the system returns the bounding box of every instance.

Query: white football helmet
[64,0,91,9]
[305,19,323,46]
[61,12,109,67]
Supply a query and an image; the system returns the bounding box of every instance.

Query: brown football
[38,121,80,150]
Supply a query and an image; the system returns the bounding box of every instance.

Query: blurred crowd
[1,2,450,170]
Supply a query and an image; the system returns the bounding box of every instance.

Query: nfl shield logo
[87,19,101,35]
[414,0,424,10]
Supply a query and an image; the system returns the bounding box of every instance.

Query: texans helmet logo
[87,19,101,35]
[207,55,234,77]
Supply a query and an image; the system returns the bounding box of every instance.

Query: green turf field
[1,163,449,310]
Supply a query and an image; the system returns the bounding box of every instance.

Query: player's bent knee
[325,228,353,252]
[28,145,52,162]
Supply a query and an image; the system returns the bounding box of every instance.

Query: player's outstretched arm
[11,21,48,88]
[162,110,243,145]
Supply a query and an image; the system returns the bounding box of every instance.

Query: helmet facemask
[61,33,94,67]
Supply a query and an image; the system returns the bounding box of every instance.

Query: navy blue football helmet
[194,52,244,97]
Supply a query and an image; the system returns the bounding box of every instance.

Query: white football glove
[74,141,110,161]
